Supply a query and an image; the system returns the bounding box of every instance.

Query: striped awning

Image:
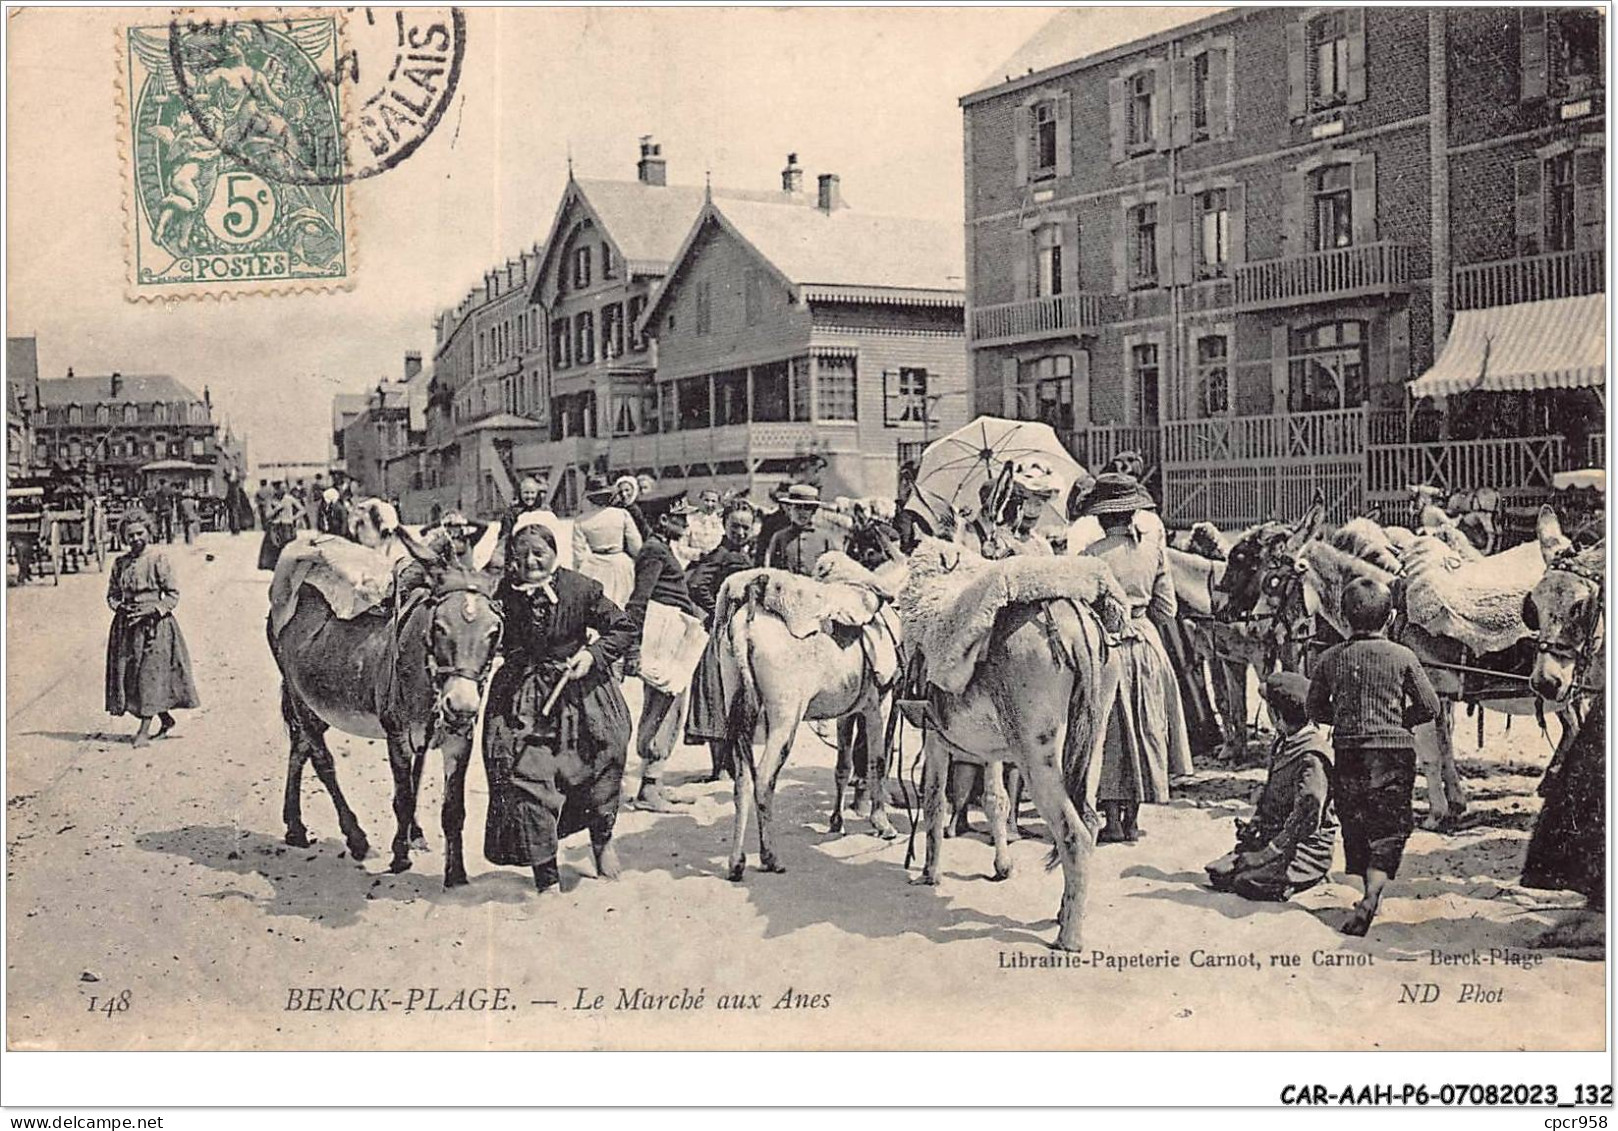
[1408,293,1606,398]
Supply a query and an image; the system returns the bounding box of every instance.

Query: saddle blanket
[1401,539,1546,656]
[269,535,399,639]
[718,567,891,640]
[897,539,1127,696]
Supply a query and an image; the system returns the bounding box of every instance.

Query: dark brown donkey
[267,529,503,883]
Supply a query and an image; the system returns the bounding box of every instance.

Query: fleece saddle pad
[897,540,1127,697]
[711,566,888,642]
[1401,539,1545,656]
[269,536,398,639]
[1166,547,1223,619]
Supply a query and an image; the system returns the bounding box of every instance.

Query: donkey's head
[1524,507,1605,708]
[396,526,504,732]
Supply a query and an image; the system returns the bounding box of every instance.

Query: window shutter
[1154,199,1173,285]
[1227,182,1247,264]
[1171,193,1194,285]
[1387,307,1410,389]
[1350,154,1378,245]
[1150,63,1167,150]
[1170,56,1193,148]
[1574,147,1605,252]
[1061,217,1081,294]
[1286,19,1308,118]
[998,356,1019,419]
[1073,349,1092,427]
[1345,8,1367,104]
[1108,77,1127,163]
[1014,228,1032,302]
[1208,45,1232,139]
[1014,103,1031,185]
[1281,169,1307,257]
[1520,9,1549,101]
[1055,93,1074,177]
[1112,205,1130,292]
[1270,325,1291,414]
[1514,157,1544,256]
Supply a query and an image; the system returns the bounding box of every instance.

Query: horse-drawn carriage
[5,476,113,586]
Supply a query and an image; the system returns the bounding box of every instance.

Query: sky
[5,6,1140,468]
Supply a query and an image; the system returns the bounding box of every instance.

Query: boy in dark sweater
[1307,575,1442,936]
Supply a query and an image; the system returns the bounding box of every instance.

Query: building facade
[33,370,230,498]
[962,7,1604,526]
[6,337,41,483]
[637,183,969,501]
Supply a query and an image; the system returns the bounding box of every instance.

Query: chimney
[637,135,666,186]
[109,371,121,397]
[203,385,211,409]
[817,173,842,213]
[404,351,423,382]
[781,152,803,194]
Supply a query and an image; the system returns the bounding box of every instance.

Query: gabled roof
[456,412,545,435]
[530,177,817,304]
[965,6,1235,105]
[641,197,965,330]
[37,373,202,406]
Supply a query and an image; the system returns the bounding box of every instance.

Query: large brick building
[962,7,1604,525]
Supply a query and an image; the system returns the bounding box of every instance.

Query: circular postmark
[165,8,464,187]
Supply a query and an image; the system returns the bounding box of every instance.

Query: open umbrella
[904,416,1086,535]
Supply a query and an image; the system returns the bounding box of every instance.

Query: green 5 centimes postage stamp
[122,14,354,297]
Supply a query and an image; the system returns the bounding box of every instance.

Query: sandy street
[4,531,1604,1052]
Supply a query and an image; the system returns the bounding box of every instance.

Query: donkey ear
[1288,498,1325,548]
[394,524,447,570]
[1537,506,1571,564]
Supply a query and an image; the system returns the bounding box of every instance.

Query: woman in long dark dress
[105,511,200,747]
[1523,699,1606,911]
[683,499,758,781]
[483,519,636,893]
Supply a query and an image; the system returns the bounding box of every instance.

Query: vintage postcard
[5,4,1610,1076]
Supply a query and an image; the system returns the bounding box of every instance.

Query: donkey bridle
[1535,548,1605,695]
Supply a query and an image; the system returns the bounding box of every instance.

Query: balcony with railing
[1161,407,1367,465]
[1452,249,1604,311]
[969,293,1116,347]
[606,421,825,474]
[1233,242,1416,312]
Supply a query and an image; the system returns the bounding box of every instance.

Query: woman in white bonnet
[351,497,406,563]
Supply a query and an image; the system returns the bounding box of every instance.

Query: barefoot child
[1306,576,1441,935]
[1206,672,1337,901]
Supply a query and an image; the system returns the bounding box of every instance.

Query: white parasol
[904,416,1086,535]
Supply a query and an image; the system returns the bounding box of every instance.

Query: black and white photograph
[3,2,1612,1102]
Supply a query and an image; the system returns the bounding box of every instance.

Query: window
[714,369,749,426]
[628,295,648,350]
[574,311,595,364]
[817,355,859,422]
[642,387,661,434]
[751,360,809,423]
[1130,203,1159,289]
[695,281,712,336]
[1288,321,1366,413]
[191,438,205,457]
[95,405,109,425]
[658,385,677,434]
[883,367,932,428]
[1194,335,1230,418]
[1312,164,1353,251]
[1127,69,1156,149]
[1197,189,1229,277]
[1130,342,1161,427]
[550,319,571,369]
[611,393,638,437]
[154,403,168,424]
[123,404,137,424]
[1309,11,1350,109]
[67,405,82,425]
[602,303,624,359]
[601,242,617,280]
[676,375,711,431]
[744,269,763,326]
[1192,52,1212,138]
[1016,355,1077,436]
[1547,151,1577,251]
[1032,100,1058,176]
[1033,224,1064,297]
[1558,10,1603,91]
[572,245,591,289]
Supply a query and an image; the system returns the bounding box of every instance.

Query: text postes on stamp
[120,9,464,299]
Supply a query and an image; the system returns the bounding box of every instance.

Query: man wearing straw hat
[764,484,844,576]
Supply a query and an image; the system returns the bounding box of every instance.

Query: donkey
[912,589,1122,952]
[1524,506,1605,710]
[268,528,503,883]
[718,570,904,880]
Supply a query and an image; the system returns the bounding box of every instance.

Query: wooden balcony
[1069,424,1162,474]
[969,293,1115,346]
[1161,407,1367,465]
[1232,242,1415,312]
[1366,434,1567,502]
[604,422,823,474]
[1452,249,1604,311]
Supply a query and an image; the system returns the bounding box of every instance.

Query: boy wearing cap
[1207,672,1337,901]
[1307,575,1442,936]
